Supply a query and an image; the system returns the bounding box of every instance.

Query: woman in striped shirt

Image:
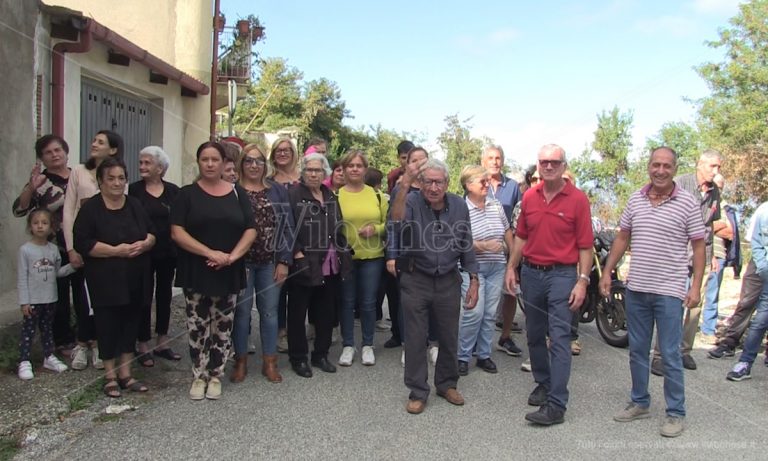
[457,166,515,376]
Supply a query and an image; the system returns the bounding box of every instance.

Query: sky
[222,0,743,167]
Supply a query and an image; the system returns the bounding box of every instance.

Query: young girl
[17,209,75,380]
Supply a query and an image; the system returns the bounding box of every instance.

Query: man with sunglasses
[504,144,593,426]
[390,156,479,415]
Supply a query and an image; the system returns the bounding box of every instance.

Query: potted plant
[214,13,226,33]
[236,19,250,38]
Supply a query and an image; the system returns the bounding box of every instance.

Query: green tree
[570,106,634,222]
[438,114,483,194]
[233,57,304,131]
[695,0,768,203]
[301,78,350,151]
[644,121,703,173]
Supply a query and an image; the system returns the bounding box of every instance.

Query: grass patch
[0,329,20,373]
[0,436,20,461]
[67,378,105,412]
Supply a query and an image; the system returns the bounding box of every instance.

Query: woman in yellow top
[337,150,388,366]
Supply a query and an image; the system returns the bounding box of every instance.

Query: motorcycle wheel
[596,284,628,348]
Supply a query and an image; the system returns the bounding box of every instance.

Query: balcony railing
[217,25,263,83]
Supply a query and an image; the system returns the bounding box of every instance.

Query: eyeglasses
[305,168,325,175]
[539,159,564,168]
[420,178,447,188]
[243,157,266,166]
[530,176,541,183]
[275,148,293,155]
[475,178,489,186]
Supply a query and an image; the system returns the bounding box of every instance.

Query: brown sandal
[117,377,148,393]
[103,379,121,398]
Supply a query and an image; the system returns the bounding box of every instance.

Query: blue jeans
[459,262,505,361]
[737,280,768,364]
[701,258,726,335]
[625,289,685,417]
[341,258,383,347]
[232,263,281,356]
[521,265,576,411]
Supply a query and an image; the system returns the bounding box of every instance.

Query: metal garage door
[80,81,151,183]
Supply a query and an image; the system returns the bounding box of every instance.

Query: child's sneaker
[44,355,69,373]
[18,361,34,380]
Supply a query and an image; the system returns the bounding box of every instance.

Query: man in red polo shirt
[505,144,593,426]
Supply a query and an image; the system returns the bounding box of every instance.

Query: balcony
[214,18,264,110]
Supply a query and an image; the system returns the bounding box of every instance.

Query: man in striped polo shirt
[600,146,706,438]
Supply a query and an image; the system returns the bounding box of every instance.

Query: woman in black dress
[73,157,155,398]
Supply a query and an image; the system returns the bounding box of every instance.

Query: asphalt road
[16,318,768,461]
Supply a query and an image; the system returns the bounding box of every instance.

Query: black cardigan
[73,194,155,307]
[287,183,352,286]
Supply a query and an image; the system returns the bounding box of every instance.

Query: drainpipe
[210,0,221,140]
[51,18,92,137]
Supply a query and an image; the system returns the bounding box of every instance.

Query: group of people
[14,131,768,439]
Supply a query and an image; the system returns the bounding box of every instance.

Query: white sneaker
[189,378,206,400]
[375,320,390,332]
[361,346,375,366]
[521,358,531,372]
[205,377,222,400]
[401,348,405,367]
[43,355,68,373]
[18,361,33,380]
[91,347,104,369]
[71,345,88,370]
[428,346,439,366]
[338,346,355,366]
[277,333,289,353]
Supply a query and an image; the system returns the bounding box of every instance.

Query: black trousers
[138,256,176,341]
[376,268,401,339]
[52,271,76,346]
[400,270,461,402]
[72,270,97,343]
[287,275,339,363]
[721,260,764,348]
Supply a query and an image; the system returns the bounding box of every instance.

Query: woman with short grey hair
[129,146,181,365]
[285,153,351,377]
[301,152,332,177]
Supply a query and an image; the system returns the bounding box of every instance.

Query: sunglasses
[539,159,564,168]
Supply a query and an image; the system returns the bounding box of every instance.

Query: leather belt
[522,260,577,272]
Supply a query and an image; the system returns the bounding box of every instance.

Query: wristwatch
[578,273,590,283]
[469,273,479,282]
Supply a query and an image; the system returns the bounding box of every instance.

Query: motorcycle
[579,221,628,348]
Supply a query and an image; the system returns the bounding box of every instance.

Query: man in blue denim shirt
[390,156,479,415]
[726,201,768,382]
